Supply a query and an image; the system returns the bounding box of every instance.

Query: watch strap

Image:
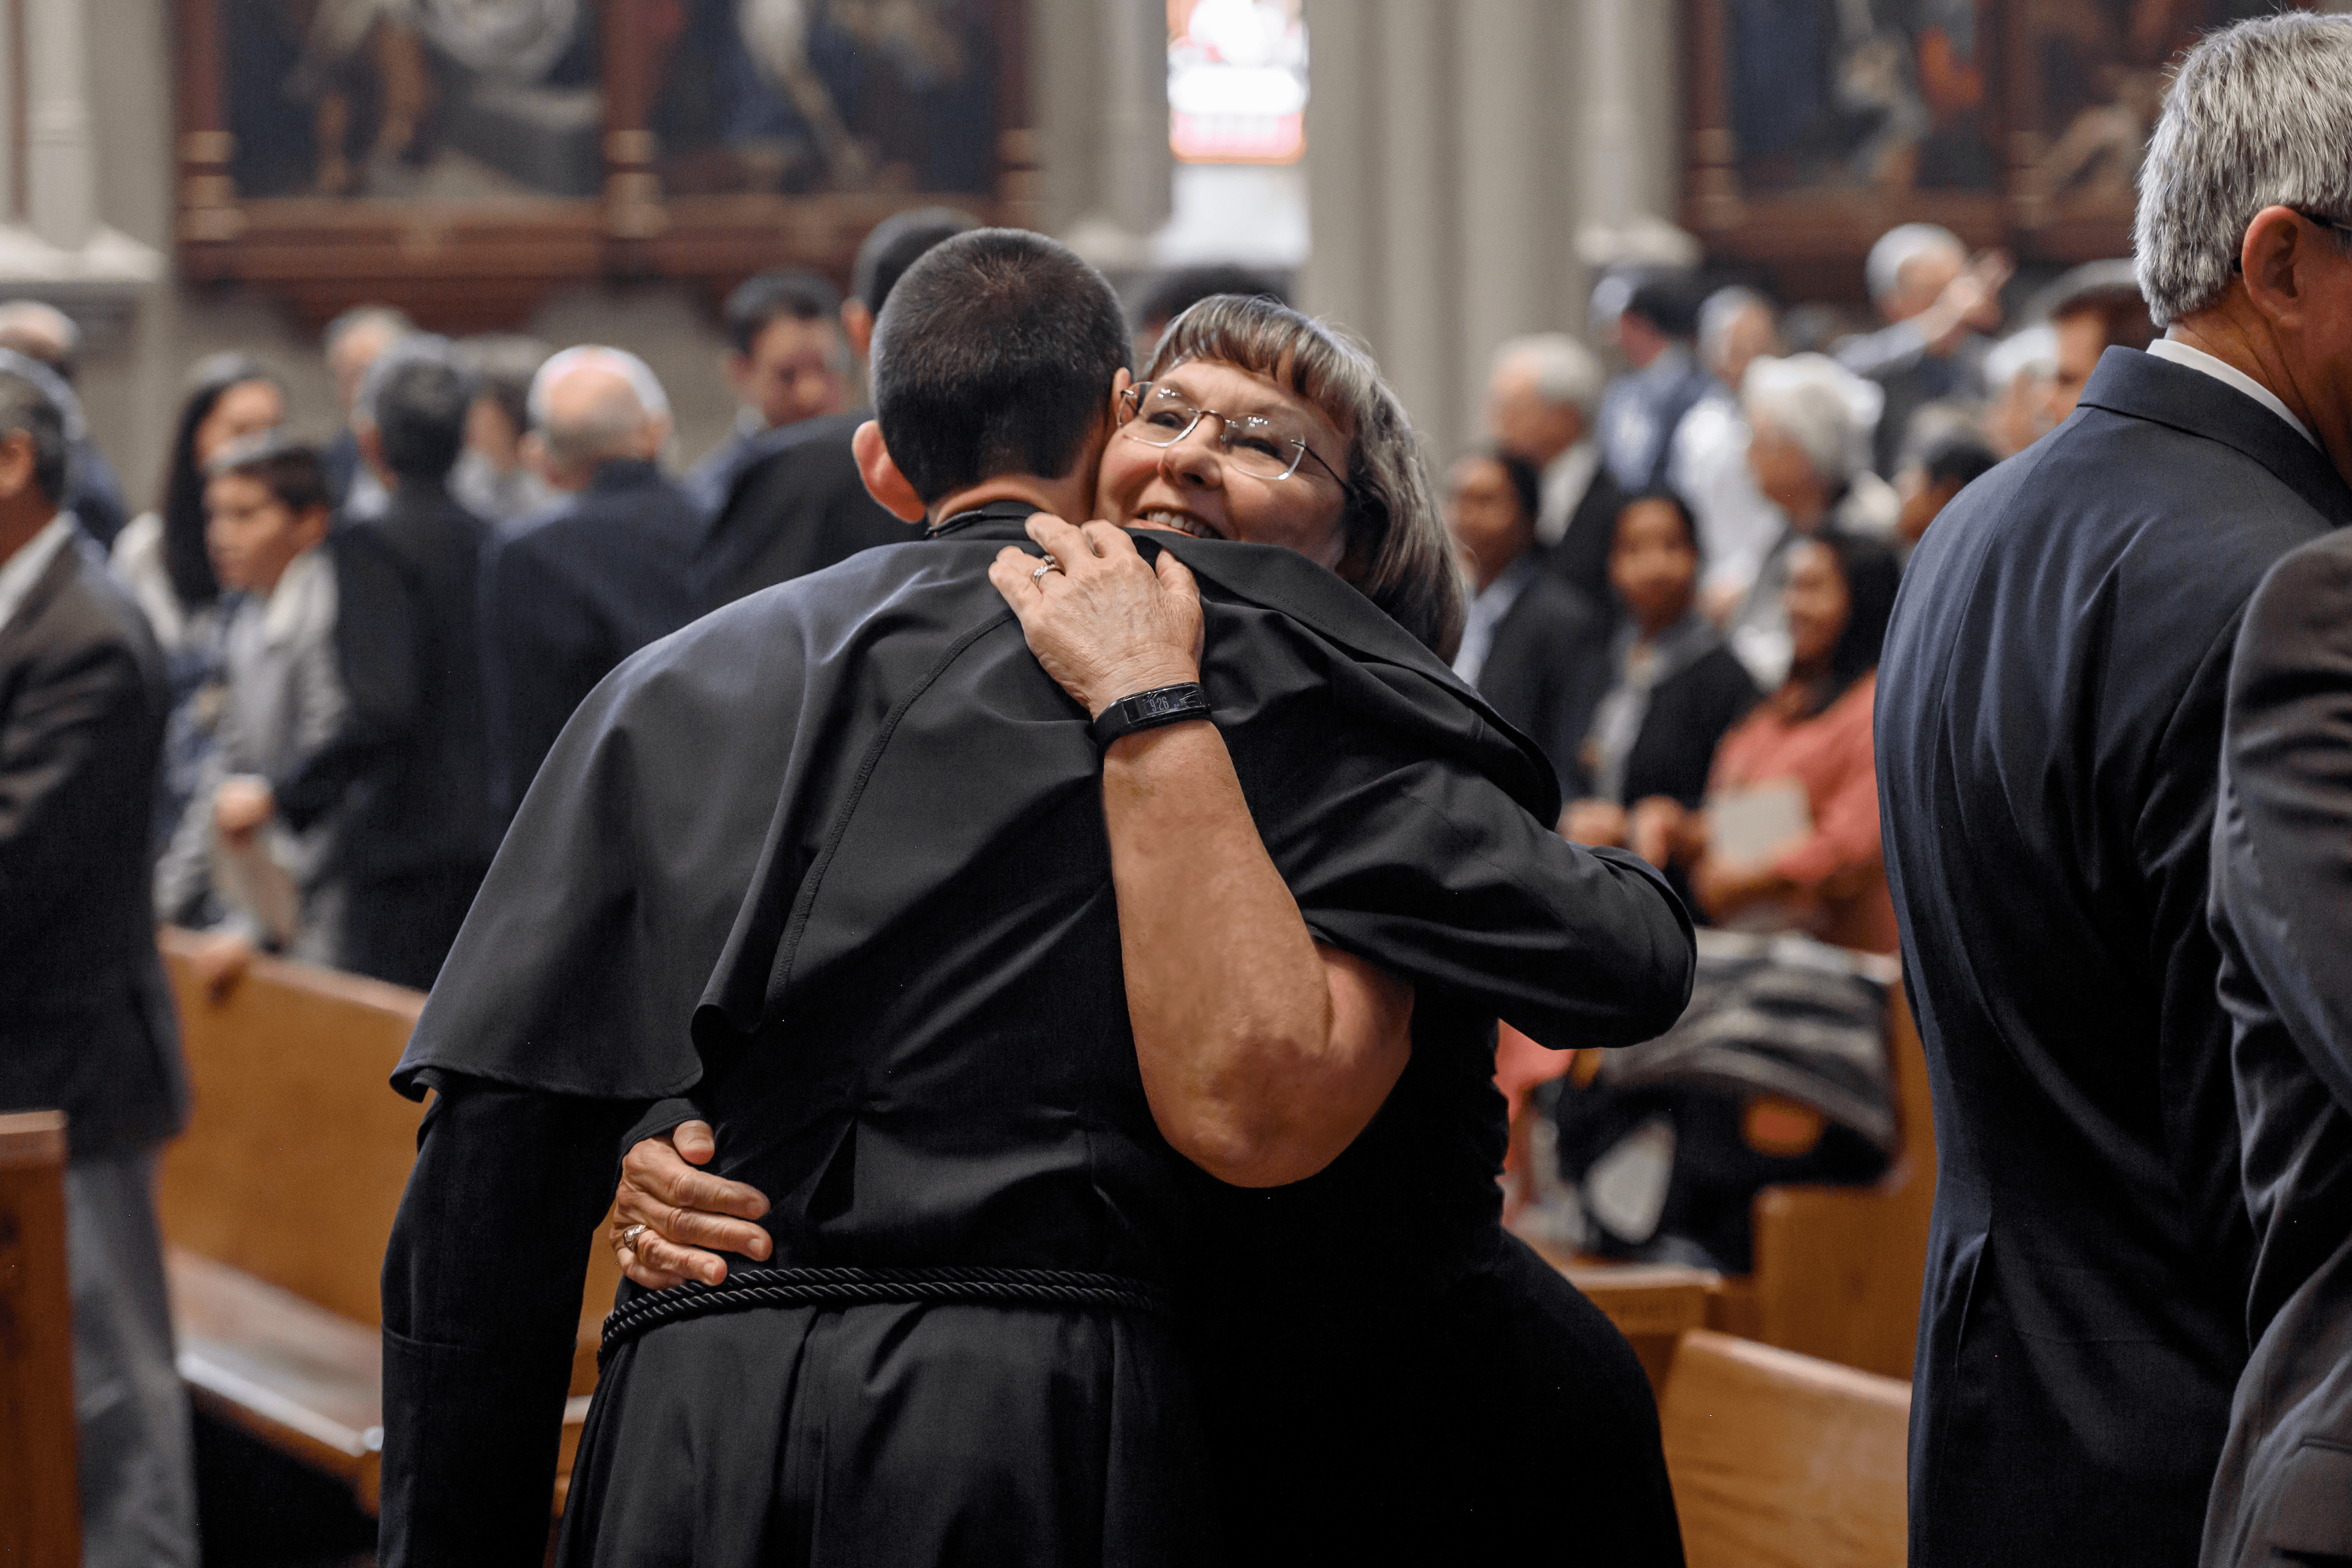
[1088,682,1211,748]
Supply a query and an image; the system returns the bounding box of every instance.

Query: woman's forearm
[1104,719,1412,1188]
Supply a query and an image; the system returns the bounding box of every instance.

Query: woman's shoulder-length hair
[1145,295,1465,661]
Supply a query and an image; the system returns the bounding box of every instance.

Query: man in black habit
[380,232,1691,1566]
[1874,15,2352,1566]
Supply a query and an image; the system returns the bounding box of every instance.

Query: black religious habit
[380,505,1692,1568]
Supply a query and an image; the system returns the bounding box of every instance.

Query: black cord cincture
[598,1265,1176,1366]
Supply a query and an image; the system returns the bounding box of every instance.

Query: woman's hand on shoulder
[988,514,1203,718]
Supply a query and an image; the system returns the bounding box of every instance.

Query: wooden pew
[1528,987,1936,1382]
[0,1110,80,1568]
[1559,1261,1718,1394]
[1707,988,1936,1379]
[1659,1328,1910,1568]
[153,929,620,1512]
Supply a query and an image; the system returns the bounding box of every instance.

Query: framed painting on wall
[175,0,1034,329]
[1683,0,2343,298]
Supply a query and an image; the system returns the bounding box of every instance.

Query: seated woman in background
[1633,528,1904,955]
[1443,447,1607,801]
[1546,528,1903,1270]
[1562,489,1760,864]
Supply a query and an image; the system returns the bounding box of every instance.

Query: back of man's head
[723,269,846,357]
[529,346,670,475]
[0,364,67,506]
[2134,13,2352,329]
[361,335,480,487]
[871,228,1130,503]
[0,301,80,384]
[853,207,984,318]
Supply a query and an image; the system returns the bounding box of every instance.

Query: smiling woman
[1117,294,1466,659]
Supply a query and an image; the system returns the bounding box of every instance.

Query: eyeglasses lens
[1123,384,1308,480]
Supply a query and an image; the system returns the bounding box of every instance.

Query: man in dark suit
[681,269,852,517]
[1446,450,1605,802]
[0,301,130,548]
[1483,332,1623,618]
[483,345,703,818]
[0,365,197,1565]
[1874,17,2352,1565]
[257,336,502,989]
[689,209,973,611]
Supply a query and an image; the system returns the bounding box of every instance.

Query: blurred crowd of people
[30,201,2126,1275]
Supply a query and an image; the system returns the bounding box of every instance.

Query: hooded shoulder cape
[394,505,1690,1102]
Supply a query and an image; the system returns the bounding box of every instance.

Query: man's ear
[852,419,926,522]
[1107,367,1134,430]
[295,504,333,552]
[0,430,36,503]
[2242,204,2317,330]
[841,299,874,362]
[357,424,388,483]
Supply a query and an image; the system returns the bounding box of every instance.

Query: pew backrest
[1660,1328,1910,1568]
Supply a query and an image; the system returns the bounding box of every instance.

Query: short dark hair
[209,435,331,518]
[1623,276,1703,340]
[160,353,282,609]
[1482,447,1543,529]
[1921,435,1999,493]
[363,336,478,483]
[1808,529,1903,715]
[1134,265,1289,329]
[0,365,67,504]
[871,228,1131,503]
[722,270,845,357]
[1613,487,1704,561]
[853,207,982,316]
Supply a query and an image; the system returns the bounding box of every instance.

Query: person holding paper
[1632,528,1902,953]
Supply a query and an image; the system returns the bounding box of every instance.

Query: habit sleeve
[379,1077,643,1568]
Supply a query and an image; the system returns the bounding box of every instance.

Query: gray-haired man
[1875,14,2352,1566]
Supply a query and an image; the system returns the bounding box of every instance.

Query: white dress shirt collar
[1537,439,1602,547]
[0,512,76,636]
[2147,338,2319,449]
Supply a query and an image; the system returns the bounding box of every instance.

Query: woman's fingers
[619,1131,769,1218]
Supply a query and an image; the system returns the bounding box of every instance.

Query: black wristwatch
[1088,682,1212,748]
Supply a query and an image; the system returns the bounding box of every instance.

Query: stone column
[24,0,98,250]
[1031,0,1170,264]
[1298,0,1683,460]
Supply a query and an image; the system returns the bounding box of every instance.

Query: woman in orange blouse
[1633,528,1904,953]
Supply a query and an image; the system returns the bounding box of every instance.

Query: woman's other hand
[989,514,1203,717]
[611,1121,772,1290]
[1560,798,1628,847]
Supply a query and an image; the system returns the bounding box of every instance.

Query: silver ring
[617,1223,648,1253]
[1031,553,1060,585]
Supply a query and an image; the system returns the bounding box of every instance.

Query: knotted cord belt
[598,1266,1177,1367]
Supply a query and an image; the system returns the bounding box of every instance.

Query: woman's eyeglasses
[1119,382,1349,490]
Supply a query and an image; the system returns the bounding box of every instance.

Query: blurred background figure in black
[0,300,131,548]
[483,345,701,817]
[452,334,554,525]
[683,269,851,515]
